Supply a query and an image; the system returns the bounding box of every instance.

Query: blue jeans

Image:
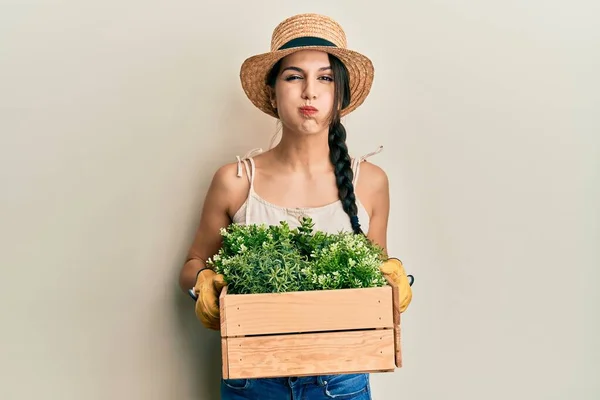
[220,373,371,399]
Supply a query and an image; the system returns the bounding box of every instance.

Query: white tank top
[231,146,383,235]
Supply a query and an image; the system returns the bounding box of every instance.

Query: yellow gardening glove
[379,257,413,313]
[193,269,227,330]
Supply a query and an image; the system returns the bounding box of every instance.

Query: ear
[268,88,277,110]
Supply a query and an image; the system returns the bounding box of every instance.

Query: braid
[329,121,363,235]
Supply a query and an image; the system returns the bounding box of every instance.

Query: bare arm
[356,162,390,256]
[178,163,246,292]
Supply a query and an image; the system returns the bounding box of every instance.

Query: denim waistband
[247,375,346,387]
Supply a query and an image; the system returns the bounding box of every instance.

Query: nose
[302,79,317,100]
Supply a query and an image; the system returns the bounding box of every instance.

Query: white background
[1,1,598,399]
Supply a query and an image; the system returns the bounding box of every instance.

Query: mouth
[299,106,318,116]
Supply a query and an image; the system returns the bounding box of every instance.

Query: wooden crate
[219,284,402,379]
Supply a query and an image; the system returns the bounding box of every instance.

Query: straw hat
[240,13,374,118]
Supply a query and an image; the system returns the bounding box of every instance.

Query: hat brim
[240,46,374,118]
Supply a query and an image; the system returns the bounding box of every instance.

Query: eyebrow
[281,66,332,74]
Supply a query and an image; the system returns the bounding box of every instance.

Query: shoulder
[354,160,390,231]
[356,160,389,193]
[212,162,238,183]
[354,160,389,219]
[211,162,249,194]
[210,147,268,195]
[207,162,251,217]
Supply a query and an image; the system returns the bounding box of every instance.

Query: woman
[179,13,413,400]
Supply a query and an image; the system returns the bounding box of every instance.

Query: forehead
[279,50,331,68]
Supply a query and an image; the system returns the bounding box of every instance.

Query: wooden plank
[221,338,229,379]
[221,286,393,337]
[220,286,230,378]
[225,329,395,379]
[219,285,228,337]
[390,284,402,368]
[394,326,402,368]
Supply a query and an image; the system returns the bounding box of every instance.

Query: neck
[272,126,331,172]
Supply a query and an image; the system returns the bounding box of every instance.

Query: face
[271,50,335,135]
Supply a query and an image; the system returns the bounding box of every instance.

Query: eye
[284,75,302,81]
[319,76,334,82]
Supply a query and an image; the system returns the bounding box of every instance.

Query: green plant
[207,217,387,295]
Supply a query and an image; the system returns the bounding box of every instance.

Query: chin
[281,117,327,136]
[299,123,328,135]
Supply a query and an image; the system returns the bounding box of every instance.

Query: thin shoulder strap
[236,147,263,183]
[247,157,257,187]
[235,157,252,183]
[352,145,383,185]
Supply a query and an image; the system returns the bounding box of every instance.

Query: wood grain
[220,286,393,337]
[390,283,402,367]
[221,338,229,379]
[219,285,228,337]
[225,329,396,379]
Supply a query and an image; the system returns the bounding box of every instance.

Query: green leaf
[211,218,386,295]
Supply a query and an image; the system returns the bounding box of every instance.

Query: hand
[192,269,227,330]
[379,258,413,313]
